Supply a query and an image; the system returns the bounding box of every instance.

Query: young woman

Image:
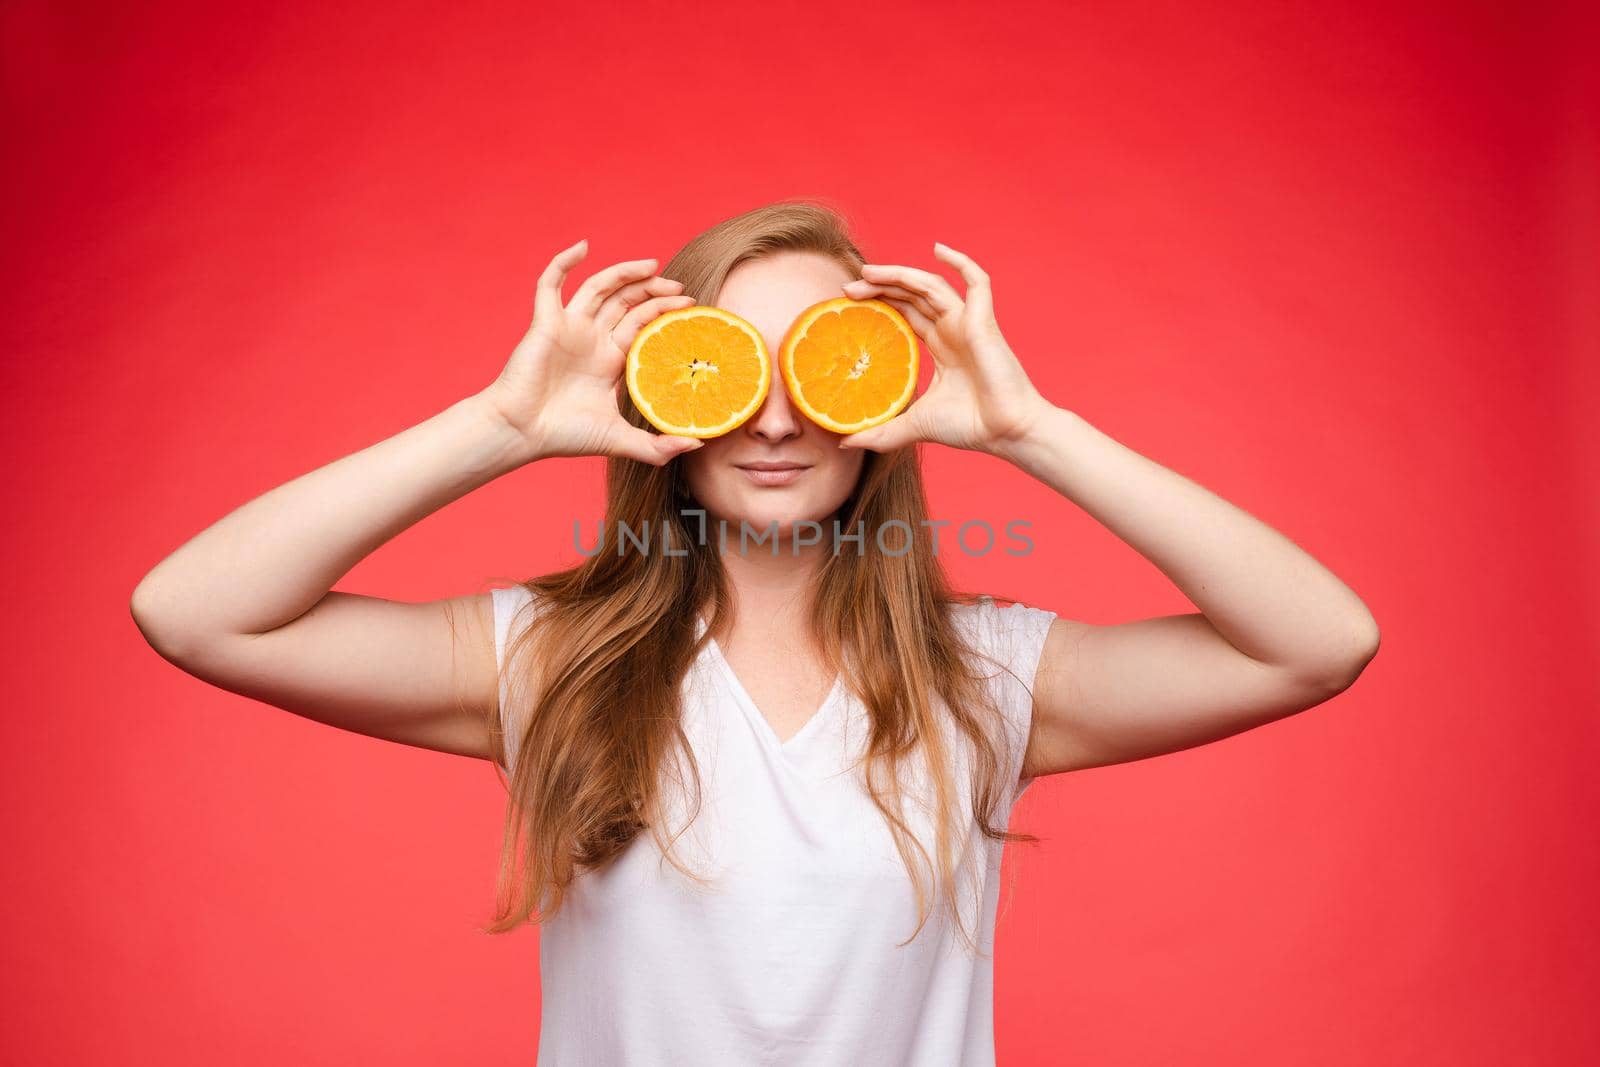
[132,201,1380,1065]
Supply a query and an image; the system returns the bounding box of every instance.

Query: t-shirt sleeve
[962,595,1059,804]
[490,584,539,775]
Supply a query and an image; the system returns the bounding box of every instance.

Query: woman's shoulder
[948,594,1057,653]
[947,594,1058,695]
[489,583,550,672]
[488,583,558,772]
[490,582,538,618]
[945,595,1058,791]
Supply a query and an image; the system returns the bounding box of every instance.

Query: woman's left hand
[838,242,1052,455]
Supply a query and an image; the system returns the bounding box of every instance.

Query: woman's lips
[735,463,810,487]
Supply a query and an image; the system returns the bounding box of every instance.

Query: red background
[4,1,1595,1063]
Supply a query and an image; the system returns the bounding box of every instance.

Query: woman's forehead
[716,251,853,340]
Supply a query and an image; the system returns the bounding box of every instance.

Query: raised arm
[993,406,1377,775]
[130,240,703,764]
[839,241,1379,777]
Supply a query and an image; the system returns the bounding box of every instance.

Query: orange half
[779,298,919,435]
[626,306,771,438]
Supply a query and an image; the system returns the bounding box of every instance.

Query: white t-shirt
[491,584,1057,1066]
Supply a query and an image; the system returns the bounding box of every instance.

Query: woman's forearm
[992,403,1380,685]
[131,390,535,645]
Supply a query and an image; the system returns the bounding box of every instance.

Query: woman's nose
[746,375,805,443]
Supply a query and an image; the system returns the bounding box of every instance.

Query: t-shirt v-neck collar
[695,615,844,753]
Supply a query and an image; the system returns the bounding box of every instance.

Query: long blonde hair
[482,199,1039,954]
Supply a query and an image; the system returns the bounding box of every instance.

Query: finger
[534,238,589,326]
[611,423,704,466]
[875,295,937,343]
[570,256,664,318]
[856,262,961,316]
[597,275,687,334]
[839,409,922,453]
[841,279,938,324]
[932,241,994,322]
[609,293,697,351]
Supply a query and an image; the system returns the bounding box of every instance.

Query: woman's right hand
[479,239,705,466]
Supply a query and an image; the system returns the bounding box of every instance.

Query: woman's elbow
[1316,611,1381,693]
